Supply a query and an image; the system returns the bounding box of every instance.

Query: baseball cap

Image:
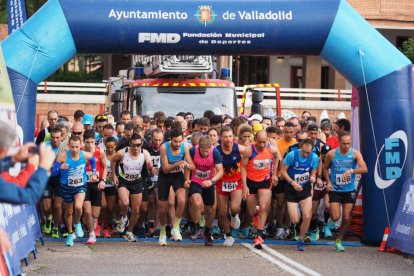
[249,114,263,122]
[321,144,331,155]
[82,114,94,125]
[307,123,318,132]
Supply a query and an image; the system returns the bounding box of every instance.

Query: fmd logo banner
[374,130,408,189]
[388,178,414,254]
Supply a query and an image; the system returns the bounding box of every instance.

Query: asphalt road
[23,238,413,276]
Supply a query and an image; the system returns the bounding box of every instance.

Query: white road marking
[261,244,321,276]
[242,243,305,276]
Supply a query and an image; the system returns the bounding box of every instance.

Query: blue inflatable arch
[1,0,412,244]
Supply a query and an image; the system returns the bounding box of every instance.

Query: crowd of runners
[35,108,367,251]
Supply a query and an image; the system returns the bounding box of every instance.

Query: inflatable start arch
[1,0,412,244]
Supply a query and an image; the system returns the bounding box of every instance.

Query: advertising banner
[6,0,28,34]
[387,178,414,254]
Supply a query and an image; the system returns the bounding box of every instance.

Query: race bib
[124,172,141,181]
[86,171,99,182]
[253,159,269,170]
[222,181,238,192]
[68,175,84,187]
[195,169,210,180]
[335,173,351,185]
[294,172,309,186]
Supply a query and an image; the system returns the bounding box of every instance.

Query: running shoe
[297,240,305,251]
[60,225,68,238]
[253,235,264,249]
[335,239,345,252]
[66,233,75,247]
[159,232,167,246]
[275,228,285,240]
[241,227,250,239]
[231,228,239,238]
[304,235,312,243]
[199,215,206,228]
[94,224,101,237]
[310,229,320,241]
[171,228,182,241]
[116,217,128,233]
[74,223,84,238]
[223,235,235,247]
[42,215,53,235]
[134,227,146,239]
[124,231,137,242]
[51,227,60,239]
[102,228,111,238]
[205,234,214,246]
[262,228,271,238]
[166,225,172,238]
[212,225,221,237]
[191,227,204,241]
[86,233,96,244]
[230,214,241,229]
[323,225,333,238]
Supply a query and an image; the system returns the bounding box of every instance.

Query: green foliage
[47,67,103,83]
[401,37,414,63]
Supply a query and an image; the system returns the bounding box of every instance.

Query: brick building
[232,0,414,89]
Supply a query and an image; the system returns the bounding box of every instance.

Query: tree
[401,37,414,63]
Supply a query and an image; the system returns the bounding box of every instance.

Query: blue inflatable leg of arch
[1,0,412,244]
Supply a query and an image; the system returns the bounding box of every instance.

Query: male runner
[216,126,245,246]
[323,131,367,251]
[242,130,281,249]
[280,138,319,251]
[158,129,194,245]
[53,136,98,246]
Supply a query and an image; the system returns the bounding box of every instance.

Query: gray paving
[23,240,413,276]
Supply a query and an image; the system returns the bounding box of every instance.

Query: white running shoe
[230,214,241,229]
[223,235,235,247]
[275,228,285,240]
[86,233,96,244]
[171,228,182,241]
[116,217,128,233]
[124,231,137,242]
[159,232,167,246]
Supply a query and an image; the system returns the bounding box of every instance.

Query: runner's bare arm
[212,163,224,182]
[184,144,195,171]
[323,151,334,190]
[354,150,368,175]
[100,149,108,180]
[241,146,250,200]
[280,162,303,192]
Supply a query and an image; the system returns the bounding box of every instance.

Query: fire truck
[110,55,237,119]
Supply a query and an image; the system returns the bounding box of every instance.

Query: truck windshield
[138,87,235,118]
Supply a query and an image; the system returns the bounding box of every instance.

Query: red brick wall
[348,0,414,27]
[36,102,105,127]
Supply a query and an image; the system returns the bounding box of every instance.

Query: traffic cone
[378,227,400,253]
[378,227,390,252]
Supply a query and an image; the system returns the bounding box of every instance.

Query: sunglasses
[131,143,142,148]
[72,131,83,136]
[298,139,305,143]
[96,115,108,121]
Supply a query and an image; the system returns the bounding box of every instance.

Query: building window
[233,56,269,86]
[396,36,410,49]
[290,66,303,88]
